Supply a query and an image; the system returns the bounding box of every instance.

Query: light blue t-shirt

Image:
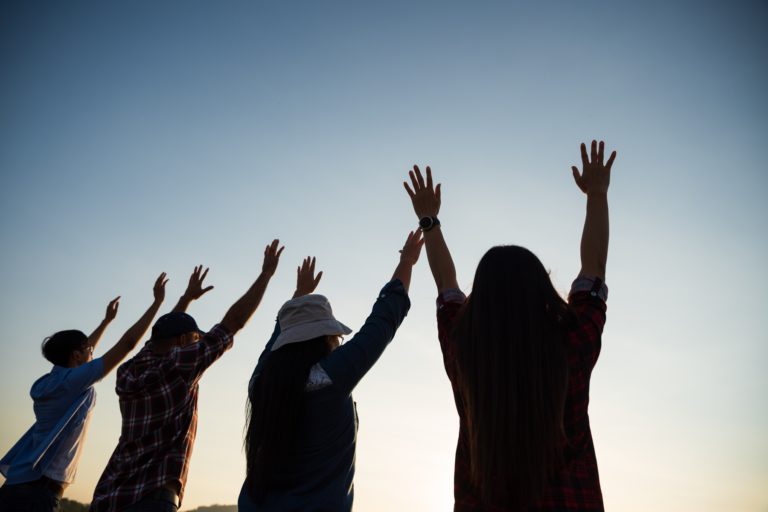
[0,357,104,484]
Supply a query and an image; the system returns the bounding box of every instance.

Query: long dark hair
[453,245,575,508]
[244,336,334,501]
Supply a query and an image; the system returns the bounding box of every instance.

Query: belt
[144,487,181,508]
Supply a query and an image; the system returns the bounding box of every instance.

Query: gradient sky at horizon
[1,1,766,510]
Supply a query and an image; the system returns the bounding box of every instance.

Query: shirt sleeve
[320,279,411,394]
[63,358,105,394]
[436,289,466,380]
[567,275,608,365]
[170,324,234,384]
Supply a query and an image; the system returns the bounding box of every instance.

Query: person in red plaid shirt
[90,241,285,512]
[402,140,616,511]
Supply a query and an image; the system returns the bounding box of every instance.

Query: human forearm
[86,319,111,350]
[220,240,283,335]
[322,280,410,391]
[423,226,459,292]
[221,272,272,335]
[172,295,193,313]
[403,166,458,292]
[580,192,609,280]
[102,298,163,374]
[392,230,424,293]
[87,296,120,349]
[392,260,414,292]
[571,140,616,281]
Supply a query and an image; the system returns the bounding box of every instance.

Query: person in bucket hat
[239,231,424,512]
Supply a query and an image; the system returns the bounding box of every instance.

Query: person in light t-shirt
[0,271,190,512]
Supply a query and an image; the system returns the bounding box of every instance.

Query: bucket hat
[271,294,352,352]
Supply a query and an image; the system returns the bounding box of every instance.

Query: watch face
[419,217,433,229]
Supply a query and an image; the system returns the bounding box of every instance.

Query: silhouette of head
[42,330,90,367]
[453,245,573,507]
[150,312,203,348]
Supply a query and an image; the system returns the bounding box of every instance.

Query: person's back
[251,381,358,511]
[402,141,617,510]
[2,358,104,490]
[91,332,228,510]
[1,277,168,512]
[436,275,608,510]
[240,239,422,512]
[91,246,285,512]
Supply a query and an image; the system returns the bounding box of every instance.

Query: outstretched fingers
[413,165,426,189]
[605,150,617,170]
[265,239,283,257]
[598,141,605,166]
[156,272,169,287]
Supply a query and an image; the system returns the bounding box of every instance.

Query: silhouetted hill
[60,498,236,512]
[61,498,89,512]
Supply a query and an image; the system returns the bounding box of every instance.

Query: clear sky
[1,1,766,510]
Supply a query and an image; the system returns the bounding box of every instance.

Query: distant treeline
[61,498,236,512]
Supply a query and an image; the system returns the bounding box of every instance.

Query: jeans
[0,481,61,512]
[122,489,179,512]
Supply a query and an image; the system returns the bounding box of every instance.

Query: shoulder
[436,289,466,332]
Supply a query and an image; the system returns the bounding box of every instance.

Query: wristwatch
[418,216,440,232]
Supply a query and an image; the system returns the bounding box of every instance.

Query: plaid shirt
[90,324,233,511]
[436,277,608,512]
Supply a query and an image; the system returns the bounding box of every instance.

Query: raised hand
[404,165,441,219]
[104,296,121,322]
[572,140,616,195]
[294,256,323,298]
[102,275,167,374]
[399,231,424,266]
[262,239,285,277]
[153,272,169,303]
[221,239,284,335]
[183,265,214,301]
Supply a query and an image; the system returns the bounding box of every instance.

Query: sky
[1,1,766,510]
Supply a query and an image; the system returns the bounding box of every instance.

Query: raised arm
[101,273,168,375]
[404,165,459,293]
[392,230,424,292]
[320,232,418,391]
[221,239,284,335]
[172,265,214,313]
[85,296,120,351]
[571,140,617,281]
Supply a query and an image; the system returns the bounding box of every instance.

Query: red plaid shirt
[90,324,233,511]
[436,277,608,512]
